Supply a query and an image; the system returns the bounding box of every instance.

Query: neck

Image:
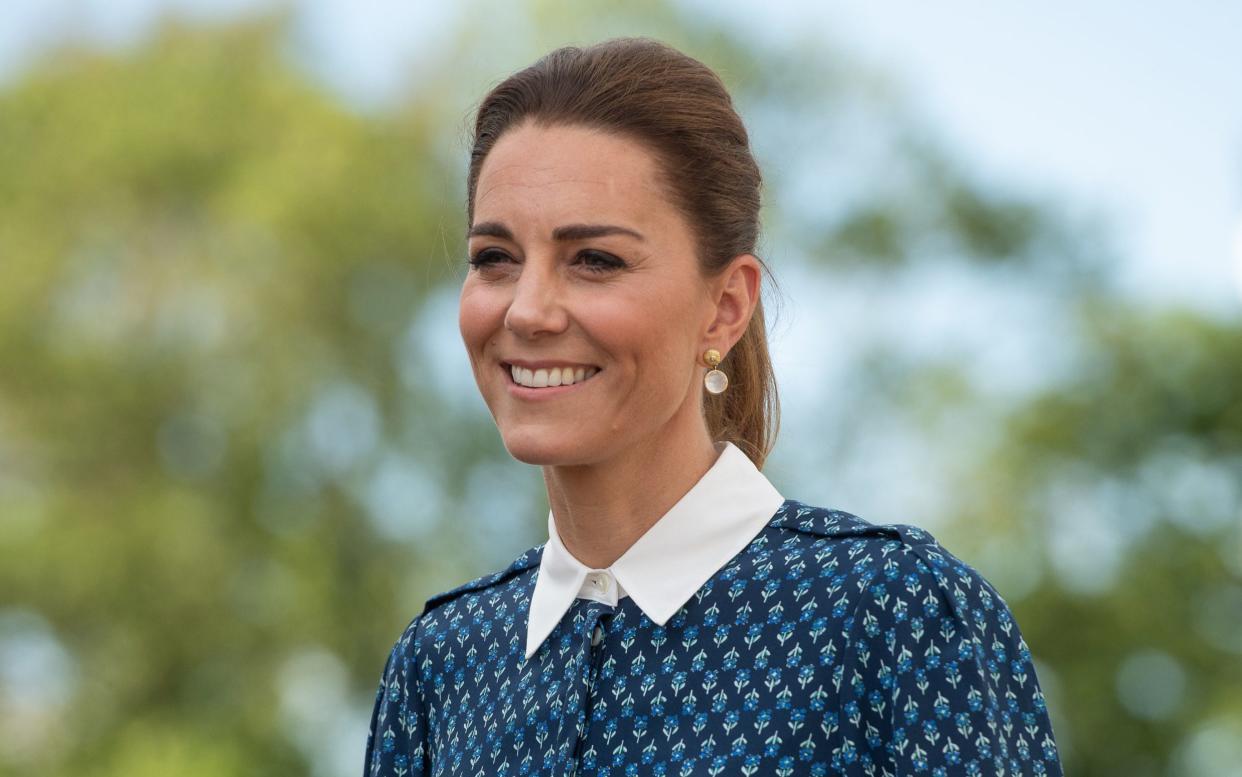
[543,415,720,570]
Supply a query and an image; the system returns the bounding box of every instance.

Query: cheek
[586,288,697,372]
[458,283,503,358]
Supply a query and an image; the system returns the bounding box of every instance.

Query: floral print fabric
[364,498,1064,776]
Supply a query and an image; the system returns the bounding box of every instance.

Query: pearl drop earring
[703,348,728,394]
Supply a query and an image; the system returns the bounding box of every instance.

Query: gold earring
[703,348,728,394]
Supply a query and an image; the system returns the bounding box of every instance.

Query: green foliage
[993,298,1242,773]
[0,13,487,776]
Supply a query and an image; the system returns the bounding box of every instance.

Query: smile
[501,362,603,397]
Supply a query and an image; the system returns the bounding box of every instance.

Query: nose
[504,259,569,338]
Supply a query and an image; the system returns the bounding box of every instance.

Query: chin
[499,427,599,466]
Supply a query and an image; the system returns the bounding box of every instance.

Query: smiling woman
[459,120,747,471]
[363,37,1065,777]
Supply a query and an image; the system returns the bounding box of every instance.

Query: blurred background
[1,1,1240,775]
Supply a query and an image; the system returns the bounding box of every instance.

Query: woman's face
[459,121,723,466]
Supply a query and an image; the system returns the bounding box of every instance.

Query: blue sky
[2,0,1240,315]
[808,1,1242,316]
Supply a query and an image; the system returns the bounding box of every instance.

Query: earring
[703,348,728,394]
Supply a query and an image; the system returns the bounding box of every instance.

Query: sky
[704,0,1242,316]
[2,0,1239,316]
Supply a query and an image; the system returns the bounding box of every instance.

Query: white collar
[525,440,786,660]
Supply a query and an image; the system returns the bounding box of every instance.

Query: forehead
[472,122,674,231]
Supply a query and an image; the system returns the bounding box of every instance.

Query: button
[588,572,608,590]
[591,624,603,646]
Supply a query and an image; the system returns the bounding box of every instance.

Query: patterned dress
[363,498,1064,776]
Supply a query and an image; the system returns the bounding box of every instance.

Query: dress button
[591,623,603,646]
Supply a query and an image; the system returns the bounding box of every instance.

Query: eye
[466,248,627,274]
[577,250,626,273]
[466,248,512,269]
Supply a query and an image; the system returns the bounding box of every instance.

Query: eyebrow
[467,221,645,243]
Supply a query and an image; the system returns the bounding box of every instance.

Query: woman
[365,37,1064,777]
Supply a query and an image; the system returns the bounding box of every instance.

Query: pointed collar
[524,440,786,659]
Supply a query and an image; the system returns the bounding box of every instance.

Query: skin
[459,120,762,569]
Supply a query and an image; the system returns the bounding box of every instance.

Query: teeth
[509,365,599,389]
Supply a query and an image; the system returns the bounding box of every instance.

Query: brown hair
[466,37,782,469]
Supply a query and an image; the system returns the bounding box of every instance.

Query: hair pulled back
[466,37,781,469]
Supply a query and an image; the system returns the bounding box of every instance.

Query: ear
[703,254,762,354]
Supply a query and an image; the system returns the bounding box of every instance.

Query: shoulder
[769,497,939,548]
[769,498,1009,622]
[780,503,1065,773]
[767,497,950,582]
[417,542,546,619]
[372,546,544,695]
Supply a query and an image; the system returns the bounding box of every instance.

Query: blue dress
[363,498,1064,776]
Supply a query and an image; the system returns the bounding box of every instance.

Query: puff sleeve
[363,615,430,777]
[834,537,1064,776]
